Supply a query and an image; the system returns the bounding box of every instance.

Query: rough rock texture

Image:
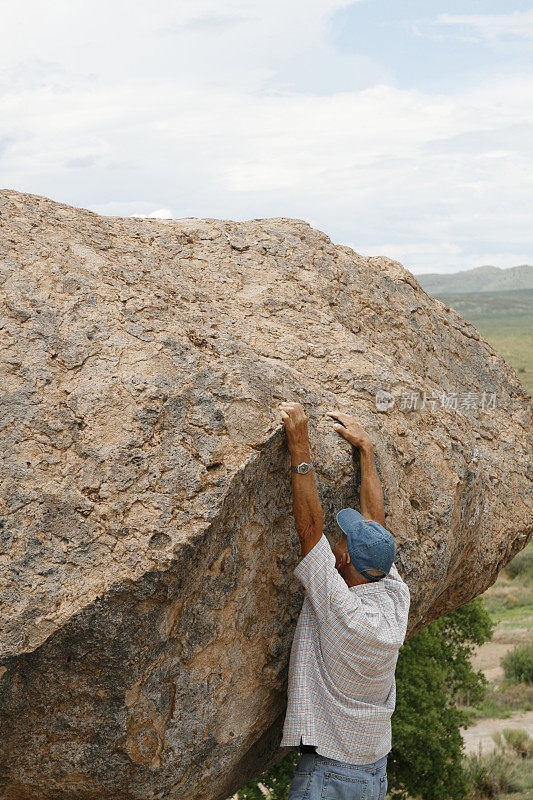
[0,189,531,800]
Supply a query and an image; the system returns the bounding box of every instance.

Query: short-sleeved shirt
[280,532,411,764]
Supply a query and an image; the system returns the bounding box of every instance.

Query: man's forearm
[290,443,324,540]
[359,442,386,526]
[278,401,324,555]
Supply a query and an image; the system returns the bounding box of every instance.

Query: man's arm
[326,411,385,526]
[279,402,323,557]
[359,441,386,526]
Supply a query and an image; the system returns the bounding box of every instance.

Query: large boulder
[0,189,531,800]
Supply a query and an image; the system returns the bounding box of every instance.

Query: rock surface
[0,189,531,799]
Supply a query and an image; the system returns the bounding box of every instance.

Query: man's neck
[339,565,369,587]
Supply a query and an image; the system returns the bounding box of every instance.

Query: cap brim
[336,507,367,534]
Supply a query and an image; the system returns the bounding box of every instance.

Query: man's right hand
[326,411,372,451]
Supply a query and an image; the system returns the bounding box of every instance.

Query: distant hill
[414,264,533,395]
[416,265,533,294]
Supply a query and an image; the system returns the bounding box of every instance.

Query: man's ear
[336,551,351,569]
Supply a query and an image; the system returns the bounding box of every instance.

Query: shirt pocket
[321,771,370,800]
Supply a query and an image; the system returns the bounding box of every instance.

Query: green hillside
[416,264,533,295]
[428,288,533,396]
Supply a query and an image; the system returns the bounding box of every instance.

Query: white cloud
[428,11,533,43]
[0,0,531,272]
[131,208,174,219]
[354,242,533,275]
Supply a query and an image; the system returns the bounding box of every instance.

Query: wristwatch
[291,462,314,474]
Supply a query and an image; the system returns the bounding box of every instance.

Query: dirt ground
[462,618,533,754]
[469,620,532,683]
[462,710,533,755]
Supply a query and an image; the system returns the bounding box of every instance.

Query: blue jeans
[288,751,388,800]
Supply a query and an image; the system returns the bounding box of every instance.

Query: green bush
[464,679,533,720]
[462,746,521,798]
[388,597,494,800]
[492,727,533,759]
[236,750,299,800]
[501,641,533,684]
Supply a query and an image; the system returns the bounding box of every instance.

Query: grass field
[434,289,533,396]
[457,540,533,800]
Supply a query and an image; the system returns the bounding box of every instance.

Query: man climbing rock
[278,401,411,800]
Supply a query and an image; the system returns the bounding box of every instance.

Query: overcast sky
[2,0,532,273]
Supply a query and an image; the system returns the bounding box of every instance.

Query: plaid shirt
[280,532,411,764]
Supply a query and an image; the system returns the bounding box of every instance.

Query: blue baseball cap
[335,508,395,582]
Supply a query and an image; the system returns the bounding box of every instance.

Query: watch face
[300,464,310,473]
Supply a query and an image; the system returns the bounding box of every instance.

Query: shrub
[465,679,533,720]
[501,642,533,684]
[463,745,521,798]
[492,727,533,758]
[237,750,299,800]
[388,597,494,800]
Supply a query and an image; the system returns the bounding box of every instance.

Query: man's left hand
[279,401,310,454]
